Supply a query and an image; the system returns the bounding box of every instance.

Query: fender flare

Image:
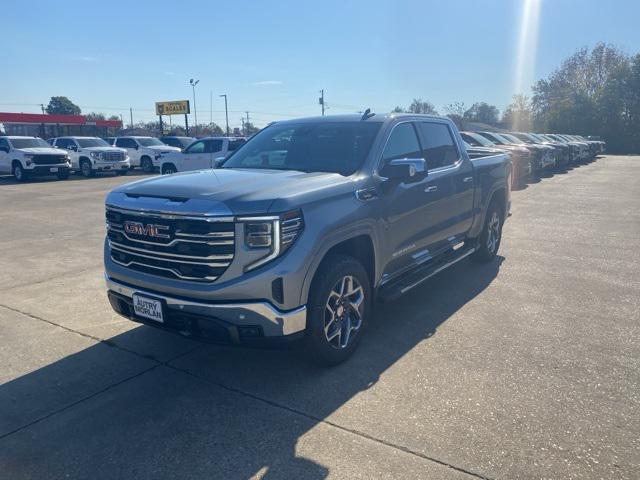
[298,224,379,306]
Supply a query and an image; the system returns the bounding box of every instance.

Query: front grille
[102,151,126,162]
[33,155,68,165]
[106,207,235,282]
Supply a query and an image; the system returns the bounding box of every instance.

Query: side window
[381,123,422,164]
[205,140,224,153]
[461,133,481,147]
[56,138,71,149]
[415,122,460,170]
[186,141,205,154]
[228,139,245,151]
[0,138,9,151]
[116,138,135,148]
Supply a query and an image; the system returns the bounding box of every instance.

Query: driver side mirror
[380,158,427,183]
[68,144,78,151]
[213,156,226,168]
[134,144,139,150]
[0,146,9,153]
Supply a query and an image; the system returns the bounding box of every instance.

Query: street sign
[155,100,190,116]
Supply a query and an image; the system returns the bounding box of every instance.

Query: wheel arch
[300,232,377,306]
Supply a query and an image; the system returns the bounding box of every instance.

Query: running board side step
[377,244,476,302]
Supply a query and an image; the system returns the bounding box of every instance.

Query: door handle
[424,185,438,193]
[463,176,473,183]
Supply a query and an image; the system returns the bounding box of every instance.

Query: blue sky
[2,0,639,129]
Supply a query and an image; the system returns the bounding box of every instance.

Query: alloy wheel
[324,275,364,349]
[486,211,500,253]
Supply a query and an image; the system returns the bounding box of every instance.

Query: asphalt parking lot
[1,157,639,479]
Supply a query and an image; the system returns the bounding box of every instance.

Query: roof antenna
[361,108,375,121]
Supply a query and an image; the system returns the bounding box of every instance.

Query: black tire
[80,159,94,178]
[472,199,503,263]
[141,156,154,173]
[57,170,70,180]
[302,254,371,366]
[12,162,29,182]
[162,164,177,175]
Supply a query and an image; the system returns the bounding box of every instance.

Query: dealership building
[0,112,121,138]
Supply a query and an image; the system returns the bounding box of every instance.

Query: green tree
[45,96,81,115]
[443,101,466,129]
[407,98,438,115]
[464,102,500,125]
[502,94,533,131]
[391,106,405,113]
[85,112,106,121]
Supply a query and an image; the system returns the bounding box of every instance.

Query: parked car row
[460,131,605,187]
[0,134,247,181]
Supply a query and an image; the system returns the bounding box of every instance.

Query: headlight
[90,151,101,159]
[24,154,35,159]
[240,209,304,272]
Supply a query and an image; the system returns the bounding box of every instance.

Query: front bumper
[27,164,71,175]
[105,275,307,343]
[93,160,130,171]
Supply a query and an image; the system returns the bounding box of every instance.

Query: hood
[80,146,127,153]
[109,168,353,215]
[147,145,180,152]
[19,147,67,155]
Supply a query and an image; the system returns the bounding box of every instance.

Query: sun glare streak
[514,0,542,96]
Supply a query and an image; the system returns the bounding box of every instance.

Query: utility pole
[219,94,229,135]
[129,108,133,131]
[120,114,124,132]
[319,89,325,116]
[210,90,213,126]
[190,78,199,136]
[241,117,245,136]
[245,111,250,133]
[40,104,45,114]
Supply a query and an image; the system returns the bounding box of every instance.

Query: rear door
[415,121,475,245]
[205,139,225,167]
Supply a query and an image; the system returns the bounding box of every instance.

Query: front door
[115,138,141,166]
[182,140,212,171]
[0,137,10,173]
[378,122,446,277]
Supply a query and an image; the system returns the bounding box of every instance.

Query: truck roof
[273,113,447,125]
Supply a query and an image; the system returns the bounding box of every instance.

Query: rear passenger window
[205,140,224,153]
[228,139,245,151]
[416,122,459,169]
[381,123,422,164]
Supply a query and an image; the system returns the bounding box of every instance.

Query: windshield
[222,122,382,175]
[463,132,494,147]
[136,138,164,147]
[76,138,109,148]
[10,138,51,149]
[502,134,526,145]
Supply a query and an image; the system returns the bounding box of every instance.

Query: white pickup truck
[50,136,130,177]
[109,136,180,173]
[159,136,246,174]
[0,136,71,181]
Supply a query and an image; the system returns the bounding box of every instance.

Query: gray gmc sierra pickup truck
[105,113,511,365]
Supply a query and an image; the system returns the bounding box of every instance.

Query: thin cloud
[250,80,284,86]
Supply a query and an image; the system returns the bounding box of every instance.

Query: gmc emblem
[123,221,170,239]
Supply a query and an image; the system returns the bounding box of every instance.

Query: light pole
[190,78,199,136]
[219,94,229,135]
